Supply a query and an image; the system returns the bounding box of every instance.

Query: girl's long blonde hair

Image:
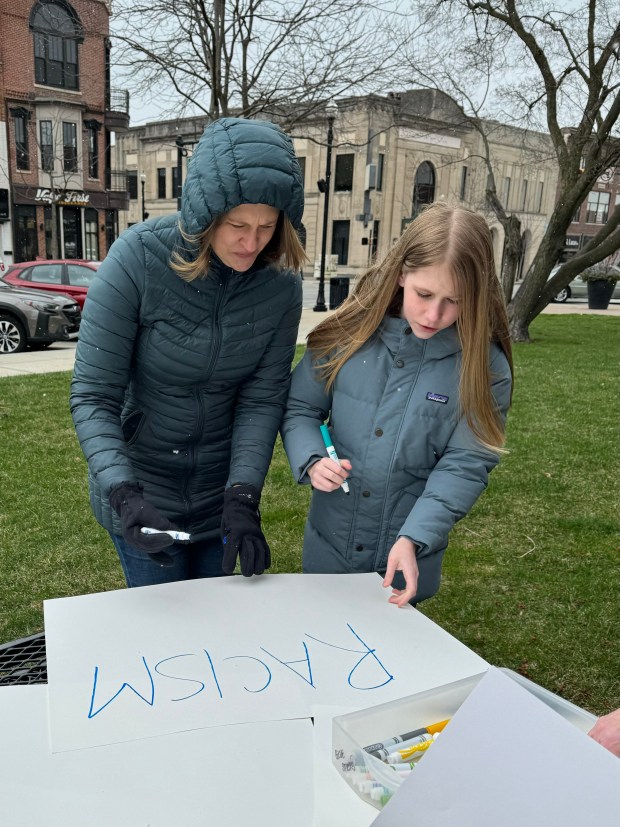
[308,202,513,452]
[171,211,306,282]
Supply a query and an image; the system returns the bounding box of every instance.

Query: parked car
[550,264,620,303]
[3,259,101,310]
[0,278,81,354]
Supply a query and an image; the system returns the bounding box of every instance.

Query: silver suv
[0,278,81,354]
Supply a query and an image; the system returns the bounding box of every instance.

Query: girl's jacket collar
[377,315,462,358]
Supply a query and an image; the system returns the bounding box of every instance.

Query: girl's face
[398,262,461,338]
[211,203,280,271]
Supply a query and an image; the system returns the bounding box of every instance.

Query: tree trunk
[500,214,522,306]
[507,268,551,343]
[508,313,532,343]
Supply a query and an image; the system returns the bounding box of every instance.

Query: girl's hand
[383,537,419,607]
[307,457,352,492]
[588,708,620,757]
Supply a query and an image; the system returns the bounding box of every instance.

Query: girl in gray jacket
[282,203,513,606]
[71,118,305,587]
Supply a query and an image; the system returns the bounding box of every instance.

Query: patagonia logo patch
[426,392,449,404]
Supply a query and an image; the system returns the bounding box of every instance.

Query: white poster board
[312,705,377,827]
[44,573,487,752]
[372,668,620,827]
[0,685,314,827]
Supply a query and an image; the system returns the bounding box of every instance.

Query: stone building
[292,91,557,281]
[113,91,560,280]
[0,0,129,264]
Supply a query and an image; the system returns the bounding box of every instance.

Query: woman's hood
[180,117,304,237]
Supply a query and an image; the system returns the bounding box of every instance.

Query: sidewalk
[0,301,618,379]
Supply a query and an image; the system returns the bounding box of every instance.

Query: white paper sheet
[371,667,620,827]
[0,685,314,827]
[44,573,487,752]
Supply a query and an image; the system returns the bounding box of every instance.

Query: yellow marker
[398,732,440,760]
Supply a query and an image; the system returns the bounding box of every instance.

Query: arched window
[30,0,83,90]
[412,161,435,215]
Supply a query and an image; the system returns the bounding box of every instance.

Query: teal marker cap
[320,424,333,447]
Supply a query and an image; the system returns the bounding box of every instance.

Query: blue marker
[320,424,350,495]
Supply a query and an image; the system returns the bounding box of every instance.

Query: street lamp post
[140,172,148,222]
[175,136,187,211]
[314,100,338,312]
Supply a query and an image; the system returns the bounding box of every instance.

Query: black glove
[221,485,271,577]
[109,483,175,566]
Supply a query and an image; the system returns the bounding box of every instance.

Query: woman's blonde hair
[308,202,513,452]
[171,211,306,282]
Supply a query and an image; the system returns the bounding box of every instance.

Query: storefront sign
[34,188,90,206]
[564,235,580,248]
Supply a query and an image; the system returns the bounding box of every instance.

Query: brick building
[0,0,129,265]
[559,163,620,264]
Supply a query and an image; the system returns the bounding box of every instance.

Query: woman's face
[211,203,280,271]
[398,262,461,338]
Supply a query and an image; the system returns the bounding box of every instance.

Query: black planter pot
[586,279,616,310]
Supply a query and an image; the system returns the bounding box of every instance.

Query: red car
[3,259,101,310]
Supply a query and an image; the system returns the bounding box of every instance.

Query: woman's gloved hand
[109,482,175,566]
[221,485,271,577]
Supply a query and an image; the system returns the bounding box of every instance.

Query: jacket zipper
[376,338,427,563]
[183,274,228,520]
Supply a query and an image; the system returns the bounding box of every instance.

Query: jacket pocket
[121,410,146,446]
[376,485,421,568]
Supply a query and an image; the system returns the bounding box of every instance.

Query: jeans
[110,533,228,588]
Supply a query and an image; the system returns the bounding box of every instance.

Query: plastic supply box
[331,668,597,810]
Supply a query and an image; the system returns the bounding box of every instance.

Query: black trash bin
[329,277,350,309]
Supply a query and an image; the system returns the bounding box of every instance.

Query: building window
[172,166,180,201]
[572,203,582,223]
[371,220,380,261]
[331,220,350,265]
[31,1,82,90]
[44,205,54,257]
[520,179,528,211]
[63,206,82,258]
[40,120,54,172]
[86,122,99,179]
[376,154,384,192]
[536,181,544,212]
[412,161,435,214]
[0,189,8,221]
[15,206,39,261]
[84,208,99,260]
[585,190,610,224]
[157,168,167,199]
[297,156,306,188]
[12,110,30,170]
[460,166,468,201]
[502,176,511,208]
[334,154,354,191]
[105,209,118,252]
[127,170,138,200]
[63,122,78,172]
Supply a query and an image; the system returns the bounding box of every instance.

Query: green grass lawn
[0,315,618,715]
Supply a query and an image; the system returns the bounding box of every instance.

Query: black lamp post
[175,136,187,210]
[140,172,148,221]
[314,100,338,312]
